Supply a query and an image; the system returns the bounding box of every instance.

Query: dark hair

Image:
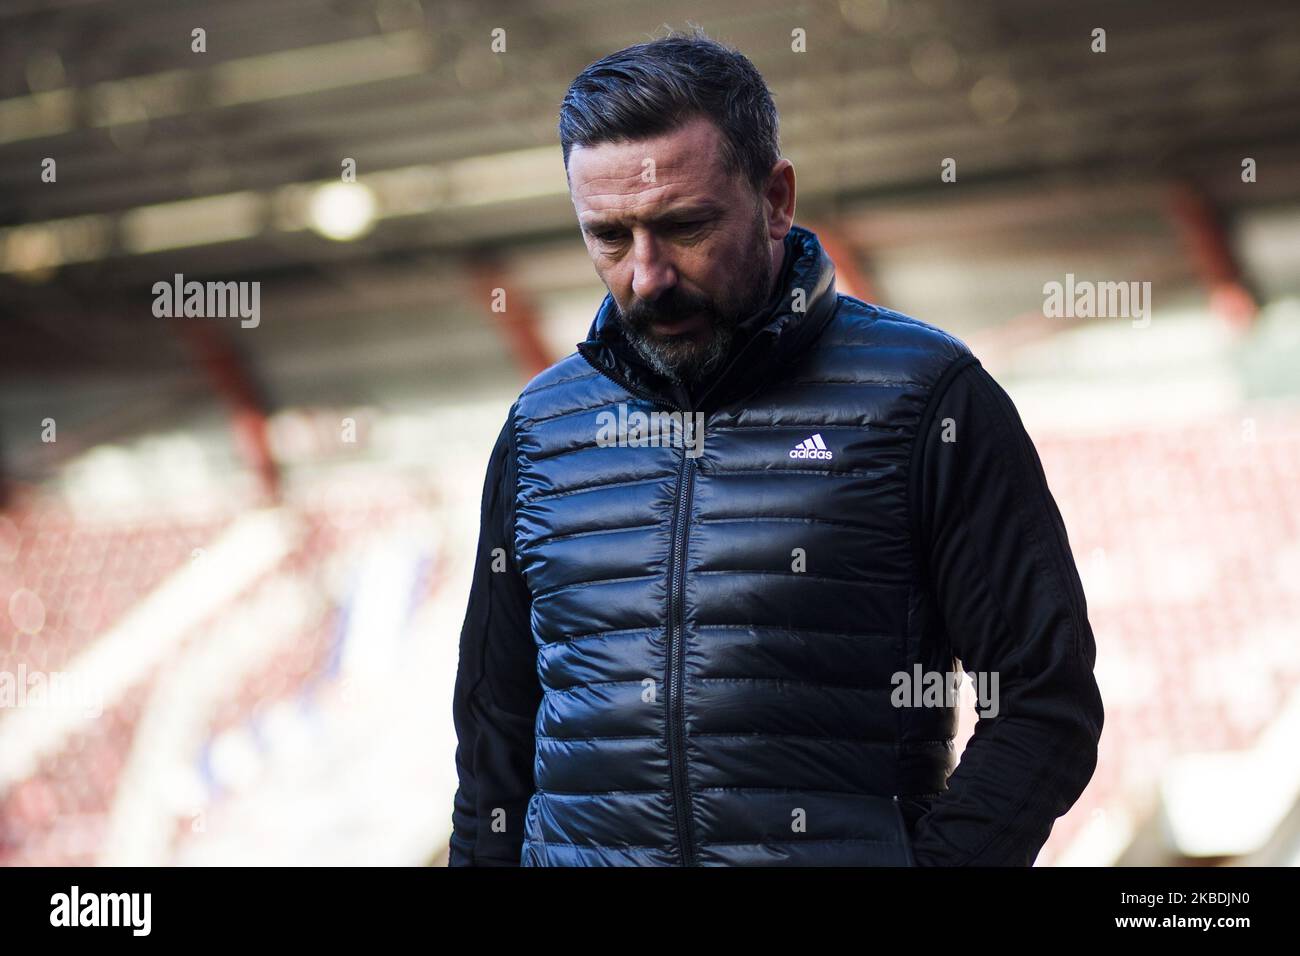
[558,26,780,195]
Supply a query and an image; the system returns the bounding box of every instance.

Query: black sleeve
[448,402,541,866]
[906,358,1105,866]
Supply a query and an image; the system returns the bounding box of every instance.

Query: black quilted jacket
[450,224,1104,866]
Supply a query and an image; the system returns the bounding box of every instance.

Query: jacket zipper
[577,345,698,866]
[667,448,697,865]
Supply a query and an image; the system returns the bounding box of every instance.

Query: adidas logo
[789,433,833,460]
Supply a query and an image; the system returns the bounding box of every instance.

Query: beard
[615,202,774,387]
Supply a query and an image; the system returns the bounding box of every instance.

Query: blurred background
[1,0,1298,866]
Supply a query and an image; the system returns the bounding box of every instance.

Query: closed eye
[587,220,706,244]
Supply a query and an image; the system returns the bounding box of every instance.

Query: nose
[630,231,677,303]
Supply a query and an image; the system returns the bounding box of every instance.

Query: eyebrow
[580,202,722,234]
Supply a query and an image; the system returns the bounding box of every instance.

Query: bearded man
[449,28,1104,867]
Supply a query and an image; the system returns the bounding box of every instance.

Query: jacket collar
[576,223,839,414]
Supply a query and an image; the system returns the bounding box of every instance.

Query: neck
[767,237,785,301]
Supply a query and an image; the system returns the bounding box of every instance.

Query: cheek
[678,249,728,297]
[584,247,615,281]
[598,261,632,296]
[709,226,756,270]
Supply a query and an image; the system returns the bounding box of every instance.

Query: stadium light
[308,182,377,242]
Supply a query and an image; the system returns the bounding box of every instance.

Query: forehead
[567,115,738,219]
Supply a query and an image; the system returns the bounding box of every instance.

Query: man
[449,29,1103,867]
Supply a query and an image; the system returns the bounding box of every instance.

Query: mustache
[621,287,718,330]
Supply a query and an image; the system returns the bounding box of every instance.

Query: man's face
[567,115,778,386]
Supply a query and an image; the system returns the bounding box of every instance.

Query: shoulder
[819,294,977,388]
[832,294,972,360]
[518,351,596,398]
[514,352,602,423]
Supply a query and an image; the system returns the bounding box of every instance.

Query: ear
[761,159,796,239]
